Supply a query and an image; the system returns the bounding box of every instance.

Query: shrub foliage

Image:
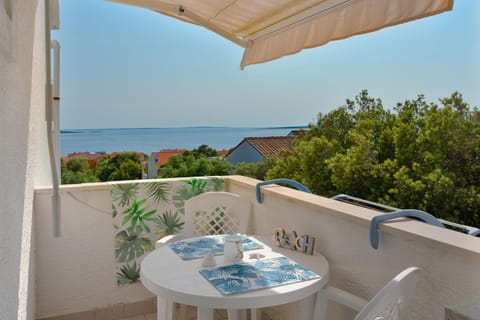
[266,90,480,227]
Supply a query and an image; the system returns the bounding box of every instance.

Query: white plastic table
[140,235,330,320]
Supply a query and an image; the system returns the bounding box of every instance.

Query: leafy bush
[96,152,142,181]
[61,157,99,184]
[159,145,232,178]
[267,91,480,227]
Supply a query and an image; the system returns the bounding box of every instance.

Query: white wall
[147,156,158,179]
[0,0,49,319]
[34,184,153,318]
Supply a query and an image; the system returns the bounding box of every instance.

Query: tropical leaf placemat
[199,256,319,295]
[168,235,263,260]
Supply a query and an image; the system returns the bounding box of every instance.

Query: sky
[54,0,480,129]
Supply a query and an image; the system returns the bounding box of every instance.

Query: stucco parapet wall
[34,176,230,194]
[34,175,480,258]
[35,182,110,193]
[225,175,480,259]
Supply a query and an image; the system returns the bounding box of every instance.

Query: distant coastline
[60,126,309,156]
[60,125,308,134]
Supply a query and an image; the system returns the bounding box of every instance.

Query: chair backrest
[184,192,250,237]
[355,267,420,320]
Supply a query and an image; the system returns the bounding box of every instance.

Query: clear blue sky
[54,0,479,129]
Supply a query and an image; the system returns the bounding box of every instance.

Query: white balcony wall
[227,176,480,319]
[35,176,480,319]
[1,0,51,319]
[34,183,153,319]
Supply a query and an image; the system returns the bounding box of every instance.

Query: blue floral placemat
[168,236,263,260]
[199,256,320,295]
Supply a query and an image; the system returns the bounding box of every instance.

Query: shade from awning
[108,0,454,68]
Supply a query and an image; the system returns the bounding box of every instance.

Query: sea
[60,126,308,156]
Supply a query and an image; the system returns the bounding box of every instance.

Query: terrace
[2,0,479,320]
[33,176,480,319]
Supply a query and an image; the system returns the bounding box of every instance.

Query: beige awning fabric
[108,0,454,69]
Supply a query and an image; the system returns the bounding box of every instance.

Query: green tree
[159,145,232,178]
[96,152,142,181]
[233,157,277,180]
[61,157,99,184]
[267,90,480,227]
[183,144,219,158]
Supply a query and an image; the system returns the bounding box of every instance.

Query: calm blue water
[60,126,307,156]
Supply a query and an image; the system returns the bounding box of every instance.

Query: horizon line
[60,125,309,132]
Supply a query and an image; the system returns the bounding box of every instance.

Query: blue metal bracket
[370,209,445,249]
[256,179,312,204]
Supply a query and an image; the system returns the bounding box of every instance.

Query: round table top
[140,234,330,309]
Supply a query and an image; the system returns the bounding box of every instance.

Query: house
[225,136,295,165]
[147,149,186,178]
[216,149,229,158]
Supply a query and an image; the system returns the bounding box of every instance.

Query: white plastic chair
[184,191,250,237]
[314,267,420,320]
[156,192,252,320]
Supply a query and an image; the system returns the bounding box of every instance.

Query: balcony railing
[34,176,480,320]
[331,193,480,237]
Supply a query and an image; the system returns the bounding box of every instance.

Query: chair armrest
[325,286,369,312]
[156,234,185,248]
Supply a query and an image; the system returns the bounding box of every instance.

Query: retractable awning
[108,0,454,68]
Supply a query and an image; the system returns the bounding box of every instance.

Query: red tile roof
[151,149,186,169]
[235,136,295,158]
[217,150,229,157]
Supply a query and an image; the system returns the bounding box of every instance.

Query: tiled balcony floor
[120,313,156,320]
[119,307,281,320]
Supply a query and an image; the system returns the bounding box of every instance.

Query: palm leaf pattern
[187,178,207,195]
[144,181,170,205]
[115,226,153,263]
[111,177,226,286]
[209,177,225,191]
[155,210,185,235]
[172,178,214,212]
[199,257,319,294]
[111,183,140,208]
[116,261,141,285]
[112,204,118,218]
[122,198,157,233]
